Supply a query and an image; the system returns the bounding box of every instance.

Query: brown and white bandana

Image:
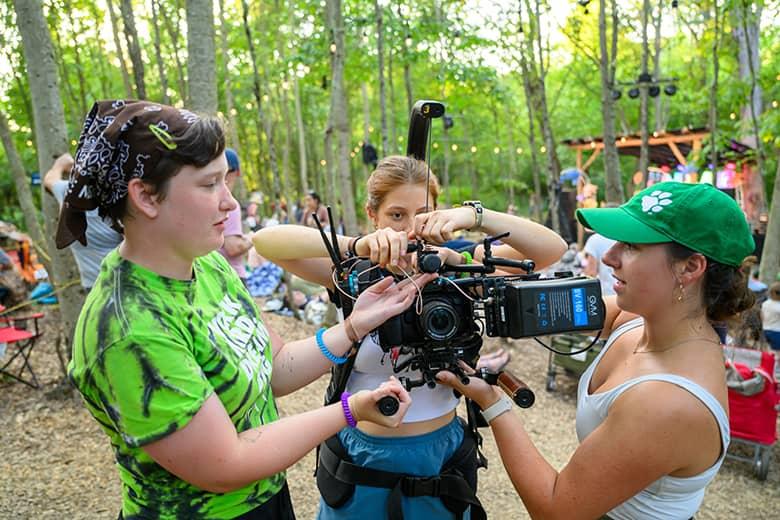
[55,99,200,249]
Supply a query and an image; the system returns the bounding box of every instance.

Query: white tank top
[576,318,730,520]
[344,332,459,423]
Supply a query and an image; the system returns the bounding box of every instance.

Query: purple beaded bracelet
[340,391,357,428]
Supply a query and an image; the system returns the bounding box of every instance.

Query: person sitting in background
[300,190,329,229]
[44,153,122,290]
[218,148,253,285]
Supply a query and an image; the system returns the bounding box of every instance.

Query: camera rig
[315,100,605,414]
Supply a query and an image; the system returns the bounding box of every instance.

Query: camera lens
[420,300,459,341]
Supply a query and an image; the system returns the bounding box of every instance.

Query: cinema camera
[316,100,605,414]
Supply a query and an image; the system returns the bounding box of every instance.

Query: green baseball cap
[576,181,754,267]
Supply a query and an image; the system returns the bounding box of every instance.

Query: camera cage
[314,100,605,393]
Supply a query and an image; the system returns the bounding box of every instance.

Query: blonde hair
[365,155,440,213]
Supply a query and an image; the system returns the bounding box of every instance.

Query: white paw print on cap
[641,191,673,213]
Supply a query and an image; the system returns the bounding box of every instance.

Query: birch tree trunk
[150,0,171,105]
[653,2,663,132]
[159,1,189,103]
[599,0,624,204]
[733,2,763,149]
[759,154,780,284]
[388,50,398,154]
[240,0,284,207]
[217,0,239,149]
[374,0,389,157]
[525,0,560,232]
[638,0,650,185]
[708,1,720,172]
[120,0,146,99]
[289,2,308,193]
[13,0,85,355]
[186,0,218,114]
[326,0,358,234]
[0,111,48,260]
[106,0,133,98]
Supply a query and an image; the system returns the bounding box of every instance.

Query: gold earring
[677,283,684,302]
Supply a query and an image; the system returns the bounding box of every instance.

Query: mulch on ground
[1,307,778,519]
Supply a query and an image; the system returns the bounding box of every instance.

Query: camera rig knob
[377,395,400,416]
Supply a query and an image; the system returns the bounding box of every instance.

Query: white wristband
[481,393,513,424]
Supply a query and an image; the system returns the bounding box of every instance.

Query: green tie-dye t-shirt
[69,250,284,519]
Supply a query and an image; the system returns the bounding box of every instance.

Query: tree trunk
[387,50,398,155]
[240,0,284,207]
[217,0,239,150]
[88,4,111,99]
[293,76,309,193]
[708,1,720,172]
[518,1,542,223]
[13,0,85,359]
[120,0,146,99]
[150,0,170,105]
[505,109,518,212]
[733,2,763,149]
[186,0,218,114]
[526,0,560,232]
[638,0,650,185]
[599,0,624,204]
[759,153,780,284]
[289,1,308,193]
[442,124,452,208]
[106,0,133,98]
[326,0,358,234]
[0,111,48,260]
[653,2,663,132]
[159,0,189,103]
[374,0,389,157]
[361,82,371,181]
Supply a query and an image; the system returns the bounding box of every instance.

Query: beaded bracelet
[316,327,349,365]
[460,251,473,265]
[341,391,358,427]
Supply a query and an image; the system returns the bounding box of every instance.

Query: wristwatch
[462,200,484,230]
[480,393,513,424]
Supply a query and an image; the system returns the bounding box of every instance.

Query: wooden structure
[562,127,709,172]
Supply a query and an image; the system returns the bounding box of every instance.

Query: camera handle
[476,368,536,409]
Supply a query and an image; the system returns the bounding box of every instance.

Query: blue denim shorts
[316,416,470,520]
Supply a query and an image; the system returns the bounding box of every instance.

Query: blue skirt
[316,416,470,520]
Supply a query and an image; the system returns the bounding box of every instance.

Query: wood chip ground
[1,308,778,519]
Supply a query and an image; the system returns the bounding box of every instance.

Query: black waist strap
[318,432,486,520]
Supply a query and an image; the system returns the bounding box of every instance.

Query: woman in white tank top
[438,181,756,519]
[254,156,566,518]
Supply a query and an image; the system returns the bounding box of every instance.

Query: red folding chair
[0,311,44,388]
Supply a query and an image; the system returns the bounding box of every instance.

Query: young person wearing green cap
[60,100,437,520]
[437,181,755,519]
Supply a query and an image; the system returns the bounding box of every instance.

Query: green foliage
[1,0,779,234]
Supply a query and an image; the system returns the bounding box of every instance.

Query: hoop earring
[677,283,684,302]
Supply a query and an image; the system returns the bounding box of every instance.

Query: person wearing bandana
[62,100,435,520]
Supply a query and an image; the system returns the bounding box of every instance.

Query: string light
[320,159,327,166]
[71,139,77,146]
[329,43,337,53]
[773,100,779,108]
[471,145,477,153]
[26,140,33,147]
[729,112,737,120]
[452,144,458,151]
[433,142,439,149]
[516,147,523,154]
[493,146,500,154]
[540,145,547,153]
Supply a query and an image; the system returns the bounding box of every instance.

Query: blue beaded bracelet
[341,391,357,427]
[316,327,349,365]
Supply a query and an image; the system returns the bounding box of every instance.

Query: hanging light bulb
[405,34,412,47]
[471,145,477,153]
[329,42,337,54]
